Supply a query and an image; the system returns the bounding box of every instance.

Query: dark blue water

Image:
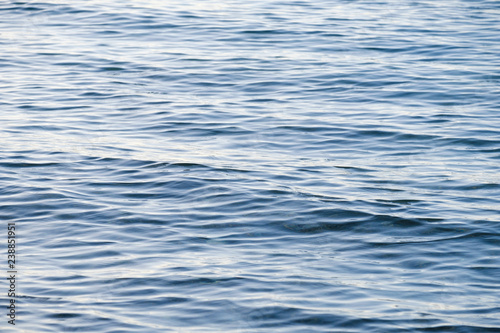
[2,0,500,332]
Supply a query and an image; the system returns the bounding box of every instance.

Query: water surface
[1,0,500,332]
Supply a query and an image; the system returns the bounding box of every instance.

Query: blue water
[1,0,500,332]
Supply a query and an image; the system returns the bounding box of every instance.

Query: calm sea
[1,0,500,332]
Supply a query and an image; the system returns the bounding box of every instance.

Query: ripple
[2,0,500,331]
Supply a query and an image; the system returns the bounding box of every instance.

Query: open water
[1,0,500,332]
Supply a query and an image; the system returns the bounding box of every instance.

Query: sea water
[1,0,500,332]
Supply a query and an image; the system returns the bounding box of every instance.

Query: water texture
[1,0,500,332]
